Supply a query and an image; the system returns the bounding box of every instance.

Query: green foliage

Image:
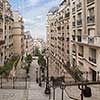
[25,54,32,64]
[38,54,46,67]
[0,56,20,76]
[24,54,32,74]
[69,66,83,81]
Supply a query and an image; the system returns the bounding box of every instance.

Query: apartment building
[46,2,70,78]
[46,0,100,81]
[0,0,14,66]
[24,31,33,56]
[12,11,24,56]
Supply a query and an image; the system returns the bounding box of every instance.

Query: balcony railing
[72,22,75,27]
[87,0,95,4]
[87,16,95,24]
[89,57,96,64]
[88,37,94,44]
[77,35,82,42]
[77,2,82,10]
[77,19,82,26]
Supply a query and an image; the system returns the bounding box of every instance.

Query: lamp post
[44,50,50,94]
[39,67,42,86]
[36,68,38,83]
[60,82,66,100]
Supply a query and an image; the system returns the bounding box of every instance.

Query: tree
[24,54,32,75]
[38,54,46,81]
[25,54,32,64]
[38,55,46,67]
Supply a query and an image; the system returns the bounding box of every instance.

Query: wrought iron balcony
[77,35,82,42]
[87,0,95,4]
[88,37,94,44]
[87,16,95,24]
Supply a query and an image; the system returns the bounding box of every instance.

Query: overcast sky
[9,0,61,40]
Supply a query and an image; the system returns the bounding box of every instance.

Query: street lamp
[39,66,42,86]
[60,82,66,100]
[36,68,39,83]
[50,76,66,100]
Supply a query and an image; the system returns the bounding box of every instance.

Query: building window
[77,29,82,42]
[5,25,6,30]
[72,16,75,27]
[78,46,84,57]
[87,7,95,24]
[77,13,82,26]
[72,30,76,41]
[88,8,94,16]
[72,2,75,13]
[88,28,94,43]
[89,48,96,64]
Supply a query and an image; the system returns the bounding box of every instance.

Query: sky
[9,0,61,40]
